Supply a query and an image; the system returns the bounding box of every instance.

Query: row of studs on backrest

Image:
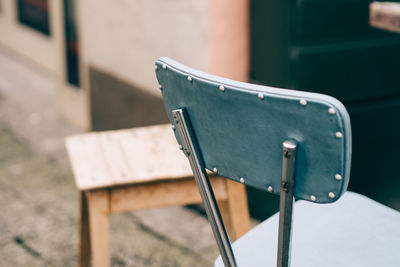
[156,62,344,202]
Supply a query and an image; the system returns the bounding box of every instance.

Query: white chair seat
[215,192,400,267]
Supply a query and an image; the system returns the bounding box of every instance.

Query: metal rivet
[213,168,218,173]
[219,85,225,92]
[328,108,336,115]
[336,132,343,139]
[158,84,162,90]
[239,177,245,183]
[184,148,190,157]
[154,65,158,70]
[310,195,316,201]
[335,174,342,181]
[258,93,264,100]
[162,64,167,70]
[187,76,193,82]
[172,125,176,130]
[267,186,273,193]
[300,99,307,106]
[329,192,335,199]
[179,145,183,150]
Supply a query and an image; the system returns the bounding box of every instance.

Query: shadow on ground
[0,125,215,266]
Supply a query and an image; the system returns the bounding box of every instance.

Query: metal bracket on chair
[172,108,237,267]
[277,140,298,267]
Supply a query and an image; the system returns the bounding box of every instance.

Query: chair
[65,124,250,267]
[155,57,400,267]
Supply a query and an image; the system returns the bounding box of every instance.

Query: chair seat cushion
[215,192,400,267]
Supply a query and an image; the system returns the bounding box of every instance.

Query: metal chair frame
[173,108,297,267]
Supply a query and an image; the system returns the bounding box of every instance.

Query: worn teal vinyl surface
[214,192,400,266]
[155,57,352,203]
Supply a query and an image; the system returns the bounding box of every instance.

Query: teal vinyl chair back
[155,57,351,203]
[154,58,400,267]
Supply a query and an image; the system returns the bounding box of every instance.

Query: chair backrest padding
[155,57,352,203]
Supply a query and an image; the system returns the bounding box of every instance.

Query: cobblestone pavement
[0,47,219,266]
[0,125,217,266]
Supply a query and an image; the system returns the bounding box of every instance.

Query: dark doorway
[17,0,50,35]
[63,0,80,87]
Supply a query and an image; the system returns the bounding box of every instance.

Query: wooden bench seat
[65,124,250,267]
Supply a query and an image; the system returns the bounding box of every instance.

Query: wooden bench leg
[87,190,110,267]
[220,180,250,241]
[79,191,91,267]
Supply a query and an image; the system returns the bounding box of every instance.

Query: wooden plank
[66,134,112,190]
[216,199,234,240]
[109,176,228,213]
[223,180,251,240]
[66,124,216,189]
[66,135,93,189]
[79,191,90,267]
[98,131,132,184]
[116,124,194,184]
[370,2,400,33]
[87,190,110,267]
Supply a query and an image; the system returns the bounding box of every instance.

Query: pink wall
[210,0,249,82]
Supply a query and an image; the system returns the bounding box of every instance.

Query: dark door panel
[293,0,398,45]
[347,97,400,210]
[293,40,400,102]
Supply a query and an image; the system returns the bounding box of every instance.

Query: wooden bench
[65,124,250,267]
[370,2,400,33]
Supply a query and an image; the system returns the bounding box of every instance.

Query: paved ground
[0,47,220,266]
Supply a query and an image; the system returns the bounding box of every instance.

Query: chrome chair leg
[173,108,237,267]
[277,140,298,267]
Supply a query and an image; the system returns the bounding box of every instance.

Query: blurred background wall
[1,0,399,220]
[0,0,210,131]
[79,0,210,131]
[0,0,63,77]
